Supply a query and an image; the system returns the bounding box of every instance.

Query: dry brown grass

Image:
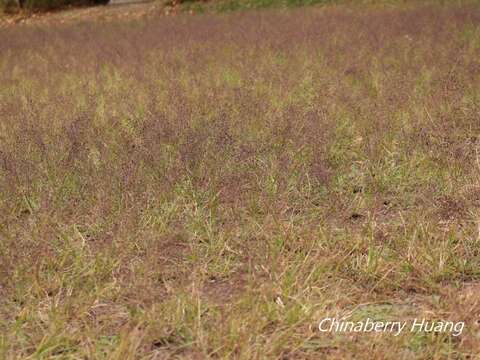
[1,3,480,358]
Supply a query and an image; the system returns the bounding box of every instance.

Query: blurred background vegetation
[0,0,107,12]
[1,0,476,14]
[0,0,419,15]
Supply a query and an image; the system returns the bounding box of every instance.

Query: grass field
[1,2,480,358]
